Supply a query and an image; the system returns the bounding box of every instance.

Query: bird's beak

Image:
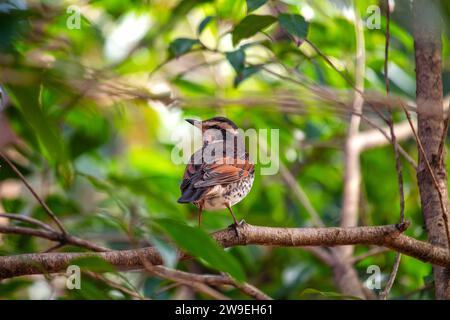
[185,119,201,128]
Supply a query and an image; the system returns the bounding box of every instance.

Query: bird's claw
[228,219,246,239]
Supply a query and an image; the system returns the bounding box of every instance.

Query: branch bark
[2,222,450,281]
[413,0,450,299]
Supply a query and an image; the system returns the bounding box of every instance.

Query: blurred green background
[0,0,449,300]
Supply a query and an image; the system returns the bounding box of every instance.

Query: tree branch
[356,120,414,152]
[0,224,109,252]
[0,213,56,233]
[412,0,450,299]
[2,222,450,280]
[144,265,272,300]
[379,0,404,300]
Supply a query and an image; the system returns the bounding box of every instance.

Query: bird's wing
[178,146,212,203]
[178,153,207,203]
[193,157,254,188]
[178,144,253,203]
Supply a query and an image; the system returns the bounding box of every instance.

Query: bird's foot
[228,219,246,239]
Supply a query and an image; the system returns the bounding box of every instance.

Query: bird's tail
[177,188,206,203]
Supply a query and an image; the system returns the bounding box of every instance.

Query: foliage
[0,0,449,300]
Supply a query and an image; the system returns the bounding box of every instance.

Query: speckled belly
[202,174,254,211]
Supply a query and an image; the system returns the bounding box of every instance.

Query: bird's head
[185,116,238,143]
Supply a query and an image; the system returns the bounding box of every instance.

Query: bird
[177,116,254,227]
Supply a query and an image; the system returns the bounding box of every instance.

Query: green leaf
[0,279,33,296]
[5,84,73,185]
[197,15,214,35]
[0,10,31,52]
[70,256,116,272]
[155,218,246,282]
[278,13,309,40]
[234,66,261,87]
[226,48,246,73]
[232,15,276,46]
[246,0,268,13]
[169,38,199,58]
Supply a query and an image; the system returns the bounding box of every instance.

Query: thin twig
[0,151,67,234]
[43,243,65,253]
[352,247,389,263]
[438,100,450,164]
[155,282,182,295]
[304,38,390,125]
[358,113,417,169]
[380,252,401,300]
[181,94,418,168]
[0,224,109,252]
[401,102,450,251]
[279,163,325,227]
[127,216,233,300]
[138,254,230,300]
[384,5,405,224]
[85,271,149,300]
[126,210,233,300]
[380,2,404,300]
[151,265,272,300]
[0,213,56,233]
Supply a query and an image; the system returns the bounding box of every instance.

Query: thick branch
[2,222,450,280]
[413,0,450,299]
[356,120,414,152]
